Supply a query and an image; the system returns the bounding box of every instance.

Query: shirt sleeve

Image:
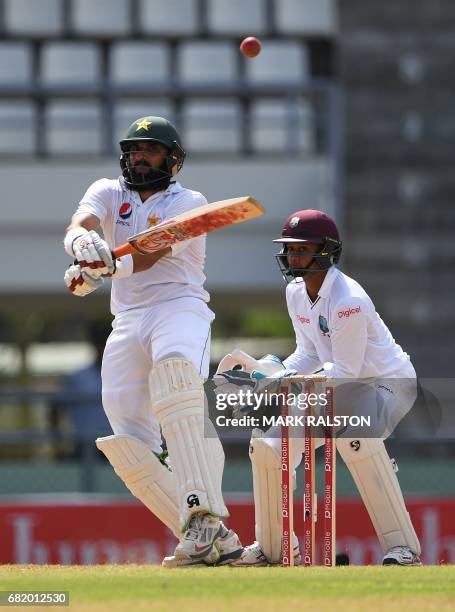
[167,192,208,256]
[284,325,322,374]
[74,178,112,225]
[283,286,322,375]
[326,297,368,378]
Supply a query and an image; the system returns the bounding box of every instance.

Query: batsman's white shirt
[76,178,209,315]
[74,177,214,452]
[283,266,416,380]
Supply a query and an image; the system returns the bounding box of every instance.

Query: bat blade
[113,196,264,258]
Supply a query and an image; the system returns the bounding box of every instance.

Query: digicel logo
[338,306,361,319]
[297,314,310,324]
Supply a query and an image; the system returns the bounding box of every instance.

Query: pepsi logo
[119,202,132,220]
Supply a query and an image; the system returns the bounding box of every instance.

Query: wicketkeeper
[218,209,421,566]
[63,116,242,567]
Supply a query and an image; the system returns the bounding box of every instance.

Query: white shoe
[162,513,222,568]
[383,545,422,566]
[216,525,244,565]
[231,541,301,567]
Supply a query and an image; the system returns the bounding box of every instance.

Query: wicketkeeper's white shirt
[76,178,209,314]
[283,266,416,379]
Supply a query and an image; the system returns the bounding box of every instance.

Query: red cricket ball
[240,36,261,58]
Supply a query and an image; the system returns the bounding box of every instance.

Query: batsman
[62,116,243,567]
[219,209,421,566]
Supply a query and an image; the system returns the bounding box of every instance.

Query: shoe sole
[162,561,209,568]
[217,547,245,565]
[383,559,422,566]
[163,539,222,568]
[162,552,221,568]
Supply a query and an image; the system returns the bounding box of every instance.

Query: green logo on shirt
[319,315,330,336]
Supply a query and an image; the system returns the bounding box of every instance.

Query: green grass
[1,565,454,612]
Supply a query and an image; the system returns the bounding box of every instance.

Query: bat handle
[113,243,135,258]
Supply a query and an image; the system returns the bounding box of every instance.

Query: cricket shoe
[231,540,301,567]
[382,546,422,566]
[215,524,244,565]
[162,512,222,568]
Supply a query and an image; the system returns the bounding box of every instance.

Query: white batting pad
[249,430,285,563]
[150,358,228,529]
[96,434,180,538]
[216,349,283,376]
[336,437,420,554]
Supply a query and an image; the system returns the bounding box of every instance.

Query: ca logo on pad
[186,493,201,509]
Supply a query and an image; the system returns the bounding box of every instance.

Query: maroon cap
[273,209,340,244]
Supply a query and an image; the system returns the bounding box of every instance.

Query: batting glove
[64,228,115,278]
[64,263,103,297]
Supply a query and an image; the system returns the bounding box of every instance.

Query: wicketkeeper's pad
[336,437,421,555]
[249,430,287,564]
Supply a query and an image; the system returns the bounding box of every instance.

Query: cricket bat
[113,196,264,258]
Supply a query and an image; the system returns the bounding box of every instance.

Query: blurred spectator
[51,320,112,458]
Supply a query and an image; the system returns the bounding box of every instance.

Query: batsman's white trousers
[101,297,214,453]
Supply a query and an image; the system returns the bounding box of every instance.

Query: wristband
[64,227,89,257]
[112,254,134,279]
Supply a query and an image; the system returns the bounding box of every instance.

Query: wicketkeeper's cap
[273,209,340,244]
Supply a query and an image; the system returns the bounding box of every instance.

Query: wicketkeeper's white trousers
[264,375,418,466]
